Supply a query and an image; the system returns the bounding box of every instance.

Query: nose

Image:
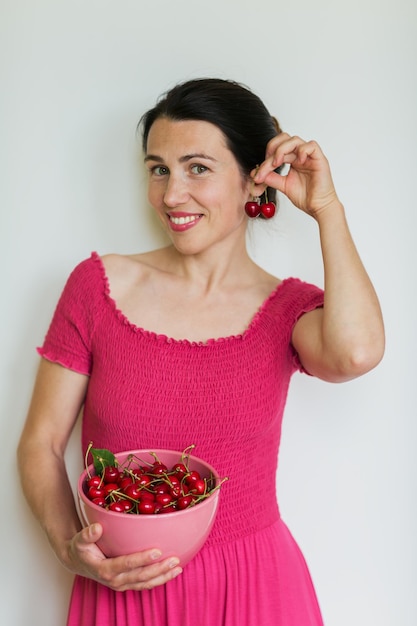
[163,173,189,208]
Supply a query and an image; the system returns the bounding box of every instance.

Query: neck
[163,238,257,295]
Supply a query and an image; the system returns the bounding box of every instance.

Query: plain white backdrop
[1,1,416,624]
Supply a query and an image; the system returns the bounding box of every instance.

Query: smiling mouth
[169,214,202,225]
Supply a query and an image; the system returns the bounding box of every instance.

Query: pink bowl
[77,449,221,567]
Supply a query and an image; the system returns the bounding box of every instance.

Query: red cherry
[138,500,156,515]
[168,475,181,489]
[103,466,120,483]
[88,486,105,500]
[157,505,177,514]
[260,202,276,218]
[172,463,188,476]
[155,493,174,506]
[177,495,193,510]
[185,470,201,486]
[122,499,134,511]
[169,486,182,498]
[123,483,142,500]
[154,483,170,495]
[103,482,119,496]
[189,478,206,495]
[151,463,168,476]
[92,496,106,507]
[136,474,152,488]
[118,475,134,491]
[245,201,261,218]
[109,499,132,513]
[87,475,102,489]
[138,489,155,501]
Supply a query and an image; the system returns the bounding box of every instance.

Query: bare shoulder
[254,268,282,299]
[102,248,170,270]
[100,248,169,298]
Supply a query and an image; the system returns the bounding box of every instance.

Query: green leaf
[90,447,116,475]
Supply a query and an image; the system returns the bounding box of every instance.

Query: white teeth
[170,215,199,225]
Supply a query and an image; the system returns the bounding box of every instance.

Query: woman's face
[144,118,252,255]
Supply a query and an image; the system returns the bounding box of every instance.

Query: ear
[245,178,267,199]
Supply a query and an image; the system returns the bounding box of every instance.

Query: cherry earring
[245,167,276,219]
[245,194,276,219]
[259,187,276,219]
[260,200,276,219]
[245,166,262,218]
[245,197,261,218]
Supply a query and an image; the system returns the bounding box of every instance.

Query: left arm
[254,134,385,382]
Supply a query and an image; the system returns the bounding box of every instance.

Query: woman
[17,78,385,625]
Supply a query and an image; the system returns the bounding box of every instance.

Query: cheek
[147,183,163,209]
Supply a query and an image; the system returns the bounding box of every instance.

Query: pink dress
[39,252,325,626]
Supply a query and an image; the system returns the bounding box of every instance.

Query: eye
[190,164,208,175]
[150,165,169,176]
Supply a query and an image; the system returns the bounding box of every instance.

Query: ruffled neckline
[91,251,293,347]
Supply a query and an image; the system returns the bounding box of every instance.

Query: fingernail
[168,557,180,568]
[150,550,162,560]
[172,567,182,578]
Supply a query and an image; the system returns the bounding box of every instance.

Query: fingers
[253,134,325,184]
[267,133,322,166]
[70,524,183,592]
[98,551,183,592]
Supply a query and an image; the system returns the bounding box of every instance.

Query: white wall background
[1,1,416,624]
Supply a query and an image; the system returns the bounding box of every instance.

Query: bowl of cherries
[77,444,227,567]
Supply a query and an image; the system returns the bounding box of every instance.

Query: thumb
[80,523,103,544]
[263,170,287,194]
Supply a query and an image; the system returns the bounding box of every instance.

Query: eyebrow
[144,153,217,164]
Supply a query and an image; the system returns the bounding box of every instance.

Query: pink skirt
[67,518,323,626]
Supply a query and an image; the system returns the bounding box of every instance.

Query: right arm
[17,358,182,591]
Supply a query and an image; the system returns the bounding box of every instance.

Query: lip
[167,212,203,232]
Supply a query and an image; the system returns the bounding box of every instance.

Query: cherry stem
[211,476,229,494]
[124,453,153,469]
[181,444,196,468]
[85,442,93,479]
[149,451,162,464]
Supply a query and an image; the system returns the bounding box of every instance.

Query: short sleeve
[37,256,100,375]
[286,279,324,374]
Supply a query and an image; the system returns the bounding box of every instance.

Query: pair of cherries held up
[244,165,276,219]
[244,198,276,219]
